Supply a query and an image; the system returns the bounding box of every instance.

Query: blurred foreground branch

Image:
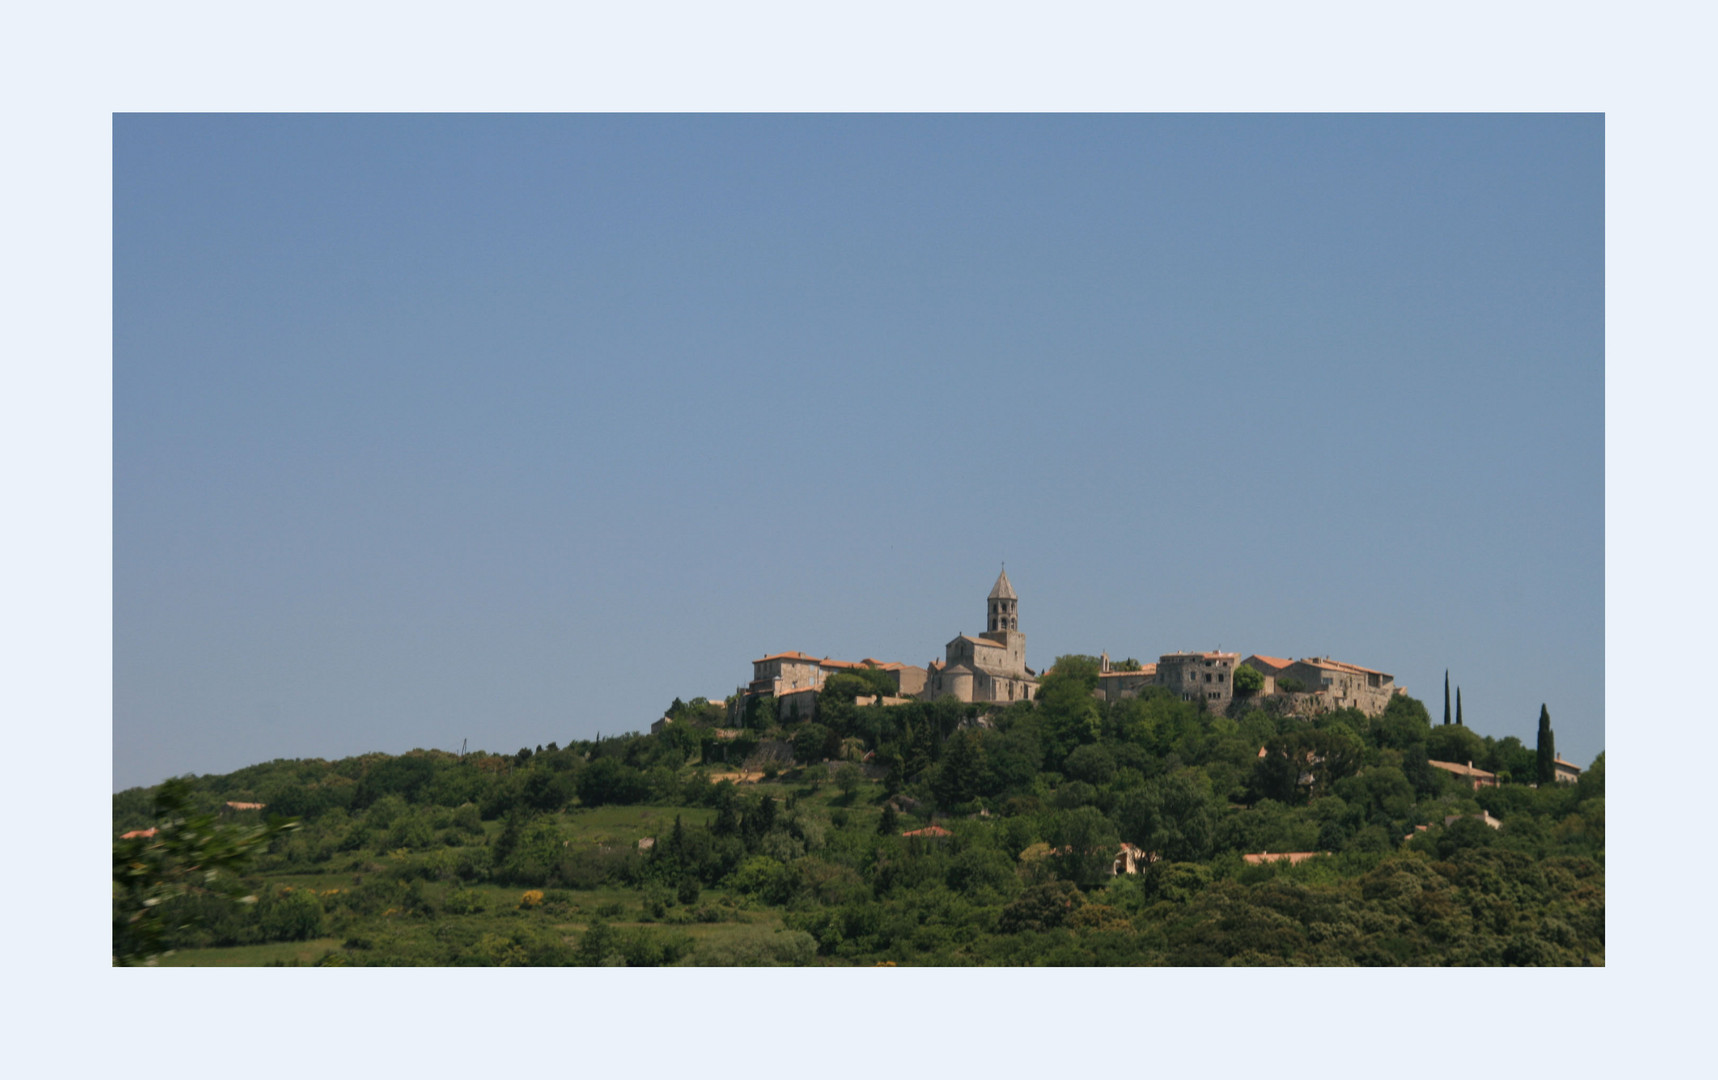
[112,778,298,966]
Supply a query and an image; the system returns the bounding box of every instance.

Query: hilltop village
[117,564,1601,968]
[722,568,1407,727]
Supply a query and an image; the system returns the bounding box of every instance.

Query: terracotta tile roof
[1244,655,1293,671]
[119,828,157,840]
[1445,811,1503,830]
[1427,759,1496,779]
[901,825,953,838]
[1296,657,1392,677]
[1241,851,1328,865]
[224,801,267,811]
[756,651,909,672]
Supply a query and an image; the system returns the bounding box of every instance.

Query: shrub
[1233,665,1265,695]
[677,876,701,906]
[999,881,1087,933]
[256,888,326,942]
[443,888,487,915]
[576,759,651,807]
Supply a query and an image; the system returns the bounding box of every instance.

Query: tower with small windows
[923,568,1036,703]
[986,566,1018,633]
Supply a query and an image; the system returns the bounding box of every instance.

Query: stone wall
[1157,652,1238,712]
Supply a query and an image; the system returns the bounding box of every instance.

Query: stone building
[1096,653,1158,703]
[1239,655,1293,694]
[1273,657,1399,716]
[739,650,927,723]
[923,569,1039,704]
[1236,654,1401,717]
[746,651,925,699]
[1156,650,1241,710]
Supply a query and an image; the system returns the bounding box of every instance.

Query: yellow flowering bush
[520,889,544,909]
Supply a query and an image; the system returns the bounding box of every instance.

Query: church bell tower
[987,567,1018,633]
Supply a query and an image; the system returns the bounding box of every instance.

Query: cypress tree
[713,800,738,837]
[878,801,899,836]
[1443,671,1451,726]
[1536,704,1556,785]
[1456,687,1464,727]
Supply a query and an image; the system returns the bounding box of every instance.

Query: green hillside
[113,668,1603,966]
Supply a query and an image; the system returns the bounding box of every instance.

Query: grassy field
[157,938,343,967]
[154,797,813,966]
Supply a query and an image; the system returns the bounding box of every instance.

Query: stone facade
[728,575,1413,727]
[923,569,1039,704]
[746,651,925,700]
[1096,654,1159,703]
[1239,654,1293,695]
[1274,657,1398,716]
[1156,651,1240,711]
[1234,654,1400,717]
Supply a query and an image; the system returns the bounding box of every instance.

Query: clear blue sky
[114,114,1603,791]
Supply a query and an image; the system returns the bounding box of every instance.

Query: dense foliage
[114,672,1603,966]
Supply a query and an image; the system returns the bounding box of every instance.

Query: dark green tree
[1116,771,1216,862]
[878,801,899,835]
[1444,671,1451,726]
[1426,722,1486,767]
[1249,729,1361,805]
[1062,743,1117,786]
[713,796,739,837]
[1375,692,1432,750]
[998,881,1086,933]
[792,723,833,764]
[1232,664,1264,695]
[1043,806,1119,888]
[931,729,985,808]
[1035,656,1103,765]
[521,768,576,813]
[834,762,862,802]
[1456,687,1464,727]
[1402,742,1440,796]
[576,919,619,966]
[677,875,701,906]
[576,757,650,806]
[1536,704,1556,785]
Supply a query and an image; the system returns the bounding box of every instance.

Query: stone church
[923,568,1039,704]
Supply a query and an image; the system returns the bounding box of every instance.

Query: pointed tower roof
[988,567,1017,600]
